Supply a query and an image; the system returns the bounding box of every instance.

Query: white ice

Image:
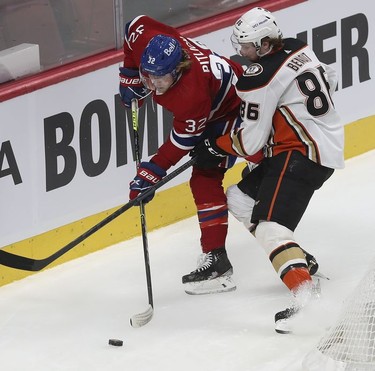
[0,150,374,371]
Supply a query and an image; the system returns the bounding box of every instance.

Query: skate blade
[313,271,330,280]
[184,275,236,295]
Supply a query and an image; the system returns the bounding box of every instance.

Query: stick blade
[130,305,154,328]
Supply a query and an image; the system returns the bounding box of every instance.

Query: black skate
[302,249,330,280]
[182,247,236,295]
[302,249,319,276]
[275,280,321,334]
[275,307,299,334]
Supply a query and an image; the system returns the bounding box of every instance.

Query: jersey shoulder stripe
[236,38,307,92]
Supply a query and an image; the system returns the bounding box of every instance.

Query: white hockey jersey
[226,38,344,169]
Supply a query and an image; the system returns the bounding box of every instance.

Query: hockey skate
[302,249,319,276]
[182,247,236,295]
[275,279,321,334]
[302,249,330,280]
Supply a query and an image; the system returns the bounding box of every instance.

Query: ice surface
[0,150,374,371]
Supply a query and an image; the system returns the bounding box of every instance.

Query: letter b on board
[44,112,77,192]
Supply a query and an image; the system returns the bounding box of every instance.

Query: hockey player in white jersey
[192,7,344,333]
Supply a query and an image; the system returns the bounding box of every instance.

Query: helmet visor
[231,33,257,56]
[140,70,174,94]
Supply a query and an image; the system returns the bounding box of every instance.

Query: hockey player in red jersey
[192,7,344,331]
[119,15,262,295]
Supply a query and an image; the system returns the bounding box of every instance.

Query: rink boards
[0,0,374,285]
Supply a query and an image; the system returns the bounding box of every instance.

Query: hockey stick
[129,100,153,328]
[0,157,195,272]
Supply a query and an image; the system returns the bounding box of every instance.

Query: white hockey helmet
[231,7,282,53]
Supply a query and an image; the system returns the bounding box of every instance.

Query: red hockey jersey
[123,15,243,170]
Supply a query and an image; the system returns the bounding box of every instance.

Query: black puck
[108,338,123,346]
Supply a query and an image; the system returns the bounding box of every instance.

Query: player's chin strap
[0,157,196,272]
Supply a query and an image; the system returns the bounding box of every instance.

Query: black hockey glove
[191,138,228,169]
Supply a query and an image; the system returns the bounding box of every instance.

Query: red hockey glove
[129,161,167,203]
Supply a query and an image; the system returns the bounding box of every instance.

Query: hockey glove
[129,161,167,204]
[119,67,150,108]
[191,138,228,169]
